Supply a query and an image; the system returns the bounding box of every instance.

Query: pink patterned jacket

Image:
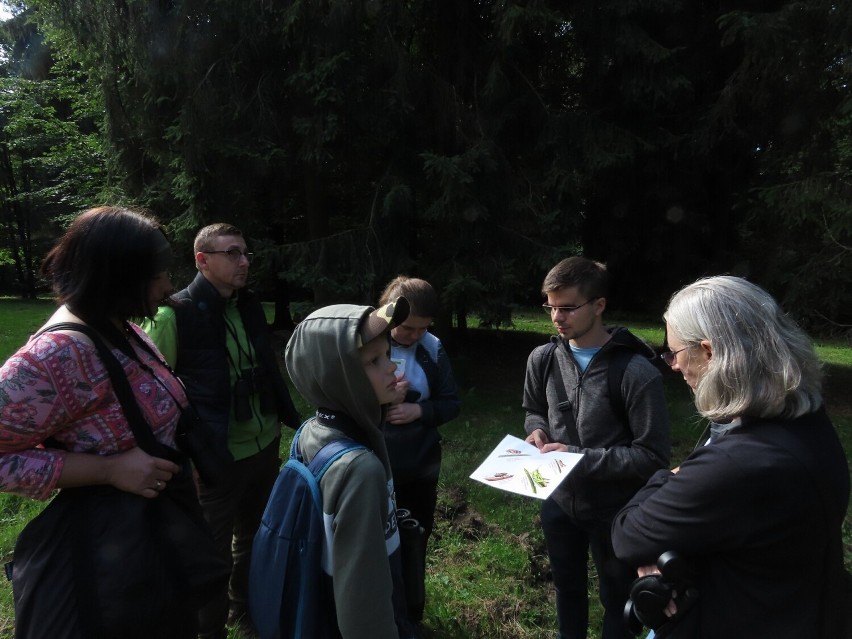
[0,324,187,500]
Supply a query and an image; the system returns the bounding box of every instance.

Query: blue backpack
[249,425,366,639]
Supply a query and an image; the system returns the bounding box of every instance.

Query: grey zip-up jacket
[523,327,671,521]
[285,304,409,639]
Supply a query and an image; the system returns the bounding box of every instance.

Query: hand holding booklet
[470,434,583,500]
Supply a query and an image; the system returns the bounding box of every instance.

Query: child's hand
[386,402,422,425]
[391,377,410,405]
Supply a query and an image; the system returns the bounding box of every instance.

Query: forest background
[0,0,850,334]
[1,2,851,636]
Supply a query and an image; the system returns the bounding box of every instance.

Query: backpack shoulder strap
[33,321,104,343]
[607,348,634,428]
[289,423,306,461]
[308,438,367,480]
[541,341,581,446]
[538,339,559,384]
[286,436,365,512]
[289,422,367,475]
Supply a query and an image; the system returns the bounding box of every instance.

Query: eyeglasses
[203,249,254,262]
[659,347,687,367]
[542,297,599,316]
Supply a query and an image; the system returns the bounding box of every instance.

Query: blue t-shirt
[570,345,601,373]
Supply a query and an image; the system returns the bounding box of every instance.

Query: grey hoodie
[523,326,671,520]
[286,304,395,473]
[285,302,413,639]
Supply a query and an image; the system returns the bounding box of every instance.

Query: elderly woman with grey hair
[611,276,850,638]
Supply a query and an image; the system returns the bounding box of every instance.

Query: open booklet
[470,434,584,500]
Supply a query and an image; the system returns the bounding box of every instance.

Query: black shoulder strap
[543,342,581,446]
[123,324,173,371]
[539,339,559,384]
[34,322,160,454]
[606,348,633,428]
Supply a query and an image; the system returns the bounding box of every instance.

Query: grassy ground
[0,298,850,637]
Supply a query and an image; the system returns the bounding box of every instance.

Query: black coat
[611,408,850,638]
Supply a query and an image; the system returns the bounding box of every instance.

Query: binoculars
[233,366,273,421]
[624,551,699,636]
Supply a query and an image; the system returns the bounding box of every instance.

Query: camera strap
[223,312,256,377]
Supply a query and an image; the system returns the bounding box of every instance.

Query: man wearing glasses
[522,256,671,639]
[144,223,301,639]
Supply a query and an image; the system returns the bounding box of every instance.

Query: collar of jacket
[186,271,246,313]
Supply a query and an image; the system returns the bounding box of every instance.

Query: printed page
[469,434,583,500]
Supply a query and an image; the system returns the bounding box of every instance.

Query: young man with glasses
[144,223,301,639]
[523,256,671,639]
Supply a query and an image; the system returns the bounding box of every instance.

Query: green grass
[813,341,852,367]
[0,297,56,361]
[0,298,849,638]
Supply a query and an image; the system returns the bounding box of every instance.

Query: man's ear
[195,251,207,270]
[594,296,606,316]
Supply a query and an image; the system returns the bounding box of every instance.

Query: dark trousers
[392,451,441,623]
[197,438,281,639]
[541,498,635,639]
[394,472,439,542]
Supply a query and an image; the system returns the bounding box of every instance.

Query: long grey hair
[664,275,822,422]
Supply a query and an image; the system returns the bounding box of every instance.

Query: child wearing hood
[284,298,420,639]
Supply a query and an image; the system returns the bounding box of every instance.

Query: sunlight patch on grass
[814,342,852,367]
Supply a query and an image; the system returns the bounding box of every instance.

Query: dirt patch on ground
[435,484,551,588]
